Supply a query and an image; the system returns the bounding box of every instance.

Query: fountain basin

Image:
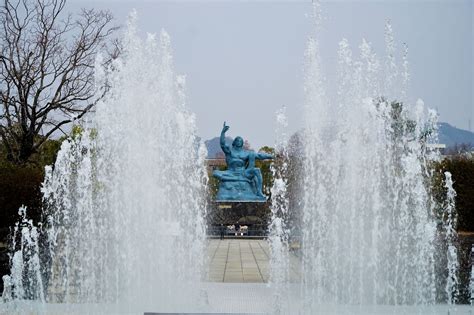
[1,283,473,315]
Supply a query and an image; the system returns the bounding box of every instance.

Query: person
[213,122,273,198]
[219,224,225,240]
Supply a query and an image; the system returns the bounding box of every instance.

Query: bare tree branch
[0,0,118,163]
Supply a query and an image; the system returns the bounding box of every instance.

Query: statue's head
[232,136,244,149]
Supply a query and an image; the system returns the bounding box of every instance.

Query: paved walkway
[207,239,270,283]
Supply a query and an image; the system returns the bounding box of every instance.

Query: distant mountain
[202,122,474,157]
[205,136,233,158]
[438,122,474,148]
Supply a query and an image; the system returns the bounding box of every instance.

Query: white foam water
[2,12,208,313]
[269,107,291,314]
[298,2,454,310]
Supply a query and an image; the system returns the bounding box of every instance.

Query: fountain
[470,245,474,306]
[296,2,469,313]
[444,172,459,304]
[269,107,291,314]
[1,12,208,313]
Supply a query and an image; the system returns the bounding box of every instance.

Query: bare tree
[0,0,117,164]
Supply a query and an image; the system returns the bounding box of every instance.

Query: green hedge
[0,138,62,233]
[435,157,474,232]
[0,164,44,237]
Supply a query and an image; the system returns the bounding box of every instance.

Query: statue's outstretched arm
[256,152,273,160]
[220,121,231,154]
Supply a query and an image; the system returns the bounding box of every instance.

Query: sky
[68,0,473,149]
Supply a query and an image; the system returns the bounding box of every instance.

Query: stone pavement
[207,239,270,283]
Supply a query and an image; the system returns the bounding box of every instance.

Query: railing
[207,227,268,237]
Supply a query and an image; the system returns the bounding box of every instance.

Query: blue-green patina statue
[213,122,273,202]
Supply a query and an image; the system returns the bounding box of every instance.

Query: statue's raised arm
[220,122,231,154]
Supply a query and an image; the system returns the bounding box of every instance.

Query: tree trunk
[17,133,35,164]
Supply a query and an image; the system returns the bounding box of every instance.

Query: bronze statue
[213,122,273,201]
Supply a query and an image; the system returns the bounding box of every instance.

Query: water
[443,171,459,304]
[269,107,291,314]
[2,207,45,303]
[299,2,448,309]
[470,245,474,305]
[2,12,208,313]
